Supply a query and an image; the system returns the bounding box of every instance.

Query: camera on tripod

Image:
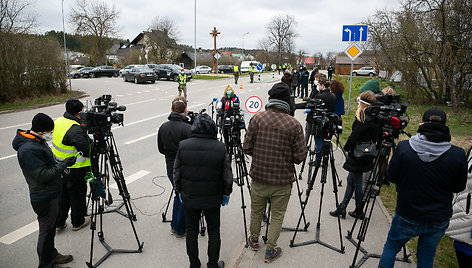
[307,99,342,139]
[186,108,206,125]
[80,95,126,134]
[367,95,409,140]
[223,102,245,133]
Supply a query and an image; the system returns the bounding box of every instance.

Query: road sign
[245,96,263,114]
[342,25,368,42]
[271,64,276,71]
[214,53,221,60]
[344,43,363,61]
[256,64,263,71]
[145,49,149,54]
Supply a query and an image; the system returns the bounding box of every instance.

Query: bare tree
[0,0,36,34]
[69,0,119,64]
[265,14,297,66]
[149,16,179,41]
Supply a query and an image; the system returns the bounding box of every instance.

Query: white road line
[136,91,142,94]
[116,94,124,97]
[125,98,156,106]
[0,122,30,131]
[0,154,16,161]
[0,221,38,245]
[124,131,157,145]
[109,170,150,189]
[126,93,133,96]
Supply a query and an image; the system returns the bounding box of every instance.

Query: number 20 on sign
[245,96,263,114]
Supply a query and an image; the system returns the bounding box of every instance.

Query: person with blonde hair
[216,85,240,147]
[330,90,378,219]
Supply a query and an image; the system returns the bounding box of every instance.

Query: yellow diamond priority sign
[344,43,363,61]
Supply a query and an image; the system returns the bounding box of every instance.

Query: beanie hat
[66,99,84,115]
[359,79,380,94]
[268,82,291,104]
[31,113,54,132]
[422,107,446,124]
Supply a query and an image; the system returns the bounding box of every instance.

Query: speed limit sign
[245,96,263,114]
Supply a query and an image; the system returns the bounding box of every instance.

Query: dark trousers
[167,171,186,235]
[185,206,221,268]
[31,197,60,268]
[290,86,297,96]
[56,168,87,228]
[301,83,308,98]
[340,171,363,209]
[456,248,472,268]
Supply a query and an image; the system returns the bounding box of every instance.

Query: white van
[240,61,262,73]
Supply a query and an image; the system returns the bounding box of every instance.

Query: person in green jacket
[359,79,380,94]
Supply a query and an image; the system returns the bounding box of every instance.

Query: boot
[329,205,346,219]
[348,208,364,219]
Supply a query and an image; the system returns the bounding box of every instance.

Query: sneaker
[247,237,259,251]
[52,253,73,264]
[56,223,67,232]
[264,247,282,263]
[72,217,90,231]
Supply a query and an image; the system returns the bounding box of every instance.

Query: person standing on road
[299,67,310,99]
[281,70,292,89]
[290,68,300,97]
[178,69,188,100]
[327,64,334,81]
[249,64,255,83]
[309,67,319,91]
[216,85,240,150]
[379,108,468,268]
[157,96,192,238]
[174,113,233,268]
[12,113,76,268]
[233,65,240,85]
[243,82,307,263]
[53,99,91,232]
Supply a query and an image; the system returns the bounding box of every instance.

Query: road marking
[0,122,30,131]
[109,170,150,189]
[126,93,133,96]
[126,98,156,106]
[124,131,157,145]
[0,221,38,245]
[0,154,16,161]
[116,94,124,97]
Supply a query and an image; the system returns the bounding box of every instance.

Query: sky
[31,0,403,56]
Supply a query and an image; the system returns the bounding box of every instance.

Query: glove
[221,195,230,206]
[304,109,311,114]
[62,156,76,167]
[178,193,183,203]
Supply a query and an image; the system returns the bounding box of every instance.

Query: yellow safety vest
[233,66,239,72]
[52,117,91,168]
[249,66,255,72]
[179,73,187,84]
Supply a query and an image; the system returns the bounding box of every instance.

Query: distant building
[335,51,375,75]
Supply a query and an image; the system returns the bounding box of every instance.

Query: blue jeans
[314,137,323,162]
[340,172,363,209]
[379,214,449,268]
[167,171,186,235]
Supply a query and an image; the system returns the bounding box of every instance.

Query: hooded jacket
[12,130,67,202]
[173,114,233,208]
[387,136,467,222]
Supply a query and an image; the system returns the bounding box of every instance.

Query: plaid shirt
[243,107,307,185]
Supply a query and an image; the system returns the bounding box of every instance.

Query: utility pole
[209,27,220,74]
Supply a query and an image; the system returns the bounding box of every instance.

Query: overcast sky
[33,0,403,55]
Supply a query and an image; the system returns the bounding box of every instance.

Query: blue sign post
[342,25,368,42]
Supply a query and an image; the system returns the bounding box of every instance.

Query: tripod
[290,137,345,254]
[86,131,143,267]
[346,138,411,268]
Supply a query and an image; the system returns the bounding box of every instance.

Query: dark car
[70,67,93,79]
[218,65,234,73]
[123,67,157,84]
[89,66,120,78]
[155,64,192,82]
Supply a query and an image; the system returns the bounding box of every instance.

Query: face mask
[42,132,53,141]
[226,91,232,95]
[314,80,319,85]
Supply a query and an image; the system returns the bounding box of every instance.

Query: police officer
[249,64,255,83]
[178,69,188,99]
[53,99,91,232]
[233,65,240,85]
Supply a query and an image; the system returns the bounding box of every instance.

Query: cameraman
[216,85,240,147]
[157,97,192,238]
[329,91,378,219]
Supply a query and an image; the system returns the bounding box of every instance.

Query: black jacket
[387,140,467,222]
[61,112,91,157]
[309,68,318,84]
[281,73,291,88]
[173,115,233,208]
[342,115,379,173]
[295,89,336,123]
[157,112,192,172]
[12,130,67,202]
[291,71,300,87]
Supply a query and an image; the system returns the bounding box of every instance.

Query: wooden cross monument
[210,27,220,73]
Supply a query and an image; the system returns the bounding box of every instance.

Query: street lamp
[61,0,72,93]
[241,32,249,59]
[194,0,197,78]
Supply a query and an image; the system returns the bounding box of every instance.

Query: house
[335,51,376,75]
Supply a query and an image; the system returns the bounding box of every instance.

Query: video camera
[223,102,245,133]
[367,96,409,140]
[306,99,342,139]
[186,108,206,125]
[80,95,126,134]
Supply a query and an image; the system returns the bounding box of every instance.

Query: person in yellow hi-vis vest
[52,99,91,232]
[178,69,187,99]
[249,64,255,83]
[233,65,240,85]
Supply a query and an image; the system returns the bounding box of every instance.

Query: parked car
[218,65,234,73]
[89,66,120,78]
[123,67,157,84]
[69,67,93,79]
[145,64,159,73]
[120,64,144,77]
[352,66,376,77]
[155,64,192,82]
[191,65,212,74]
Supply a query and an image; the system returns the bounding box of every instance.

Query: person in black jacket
[379,108,467,268]
[291,68,300,97]
[299,67,310,99]
[158,96,192,237]
[12,113,75,268]
[174,113,233,268]
[309,67,318,91]
[281,70,292,89]
[329,91,378,219]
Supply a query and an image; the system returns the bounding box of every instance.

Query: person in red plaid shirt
[243,82,307,263]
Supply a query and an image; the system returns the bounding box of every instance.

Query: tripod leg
[329,147,345,253]
[162,188,174,222]
[262,200,271,243]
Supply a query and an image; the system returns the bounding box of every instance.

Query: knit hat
[268,82,291,104]
[359,79,380,94]
[422,107,447,124]
[31,113,54,132]
[66,99,84,115]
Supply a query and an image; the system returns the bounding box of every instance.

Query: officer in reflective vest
[233,65,240,85]
[249,64,255,83]
[178,69,187,99]
[52,99,91,231]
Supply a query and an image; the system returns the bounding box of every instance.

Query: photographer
[379,108,467,268]
[216,85,240,147]
[329,91,378,219]
[157,97,192,238]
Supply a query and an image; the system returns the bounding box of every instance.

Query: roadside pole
[348,60,353,113]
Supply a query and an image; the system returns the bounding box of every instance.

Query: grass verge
[0,91,84,113]
[334,75,471,267]
[193,74,231,80]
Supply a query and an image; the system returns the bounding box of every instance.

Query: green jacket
[359,79,380,94]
